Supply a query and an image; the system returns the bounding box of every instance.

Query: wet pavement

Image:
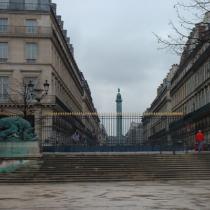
[0,181,210,210]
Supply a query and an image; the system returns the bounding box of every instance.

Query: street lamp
[27,80,50,152]
[27,80,34,93]
[43,80,50,95]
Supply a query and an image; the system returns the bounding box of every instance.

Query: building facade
[142,65,178,146]
[125,122,143,145]
[0,0,100,143]
[143,12,210,149]
[170,12,210,148]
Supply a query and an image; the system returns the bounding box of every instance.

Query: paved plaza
[0,181,210,210]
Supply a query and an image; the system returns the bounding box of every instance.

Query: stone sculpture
[0,117,37,141]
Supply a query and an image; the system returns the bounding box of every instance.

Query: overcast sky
[52,0,185,113]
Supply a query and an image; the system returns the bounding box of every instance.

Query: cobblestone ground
[0,181,210,210]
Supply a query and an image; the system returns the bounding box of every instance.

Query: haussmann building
[143,12,210,149]
[170,12,210,149]
[0,0,100,145]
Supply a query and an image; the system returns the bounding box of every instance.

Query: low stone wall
[0,141,40,157]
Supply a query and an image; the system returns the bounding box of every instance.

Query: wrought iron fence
[0,112,208,153]
[0,26,52,37]
[41,113,188,153]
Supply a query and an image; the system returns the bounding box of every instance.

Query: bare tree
[4,78,38,119]
[154,0,210,55]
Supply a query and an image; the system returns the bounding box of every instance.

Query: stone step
[9,169,210,173]
[1,173,210,177]
[3,169,210,175]
[1,171,210,178]
[1,176,210,183]
[1,153,210,183]
[8,168,210,172]
[1,175,209,180]
[41,158,210,161]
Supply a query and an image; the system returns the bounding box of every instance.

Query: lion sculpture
[0,117,37,141]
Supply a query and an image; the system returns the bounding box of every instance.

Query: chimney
[70,44,74,56]
[62,29,67,38]
[51,3,56,14]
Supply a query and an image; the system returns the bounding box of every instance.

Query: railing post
[34,105,42,153]
[172,137,176,155]
[185,137,189,154]
[159,138,162,155]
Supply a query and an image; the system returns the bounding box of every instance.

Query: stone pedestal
[34,106,42,152]
[0,141,40,157]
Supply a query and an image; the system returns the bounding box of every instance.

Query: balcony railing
[0,2,50,11]
[0,94,56,105]
[0,26,52,37]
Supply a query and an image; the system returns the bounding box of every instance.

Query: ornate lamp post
[27,80,34,94]
[27,80,50,152]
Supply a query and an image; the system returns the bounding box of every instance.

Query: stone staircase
[0,153,210,183]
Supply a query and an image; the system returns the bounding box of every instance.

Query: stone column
[116,89,123,144]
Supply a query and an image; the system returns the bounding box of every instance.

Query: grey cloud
[53,0,186,112]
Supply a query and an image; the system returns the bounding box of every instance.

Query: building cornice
[172,77,210,112]
[0,10,50,15]
[83,94,96,113]
[150,88,169,111]
[150,96,168,113]
[171,44,210,95]
[172,42,204,83]
[51,69,83,112]
[51,35,83,95]
[50,11,83,86]
[170,102,210,131]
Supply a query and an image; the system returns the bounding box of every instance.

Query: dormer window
[10,0,24,10]
[25,0,38,10]
[0,0,9,9]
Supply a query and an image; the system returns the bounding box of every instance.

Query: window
[0,18,8,32]
[10,0,24,10]
[25,43,38,63]
[25,0,38,10]
[0,43,8,62]
[25,19,37,33]
[0,76,8,100]
[0,0,9,9]
[40,0,49,11]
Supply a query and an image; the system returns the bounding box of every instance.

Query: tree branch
[154,0,210,55]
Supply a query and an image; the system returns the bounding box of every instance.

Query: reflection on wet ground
[0,181,210,210]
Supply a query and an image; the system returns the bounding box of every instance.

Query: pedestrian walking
[195,130,205,153]
[71,130,80,144]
